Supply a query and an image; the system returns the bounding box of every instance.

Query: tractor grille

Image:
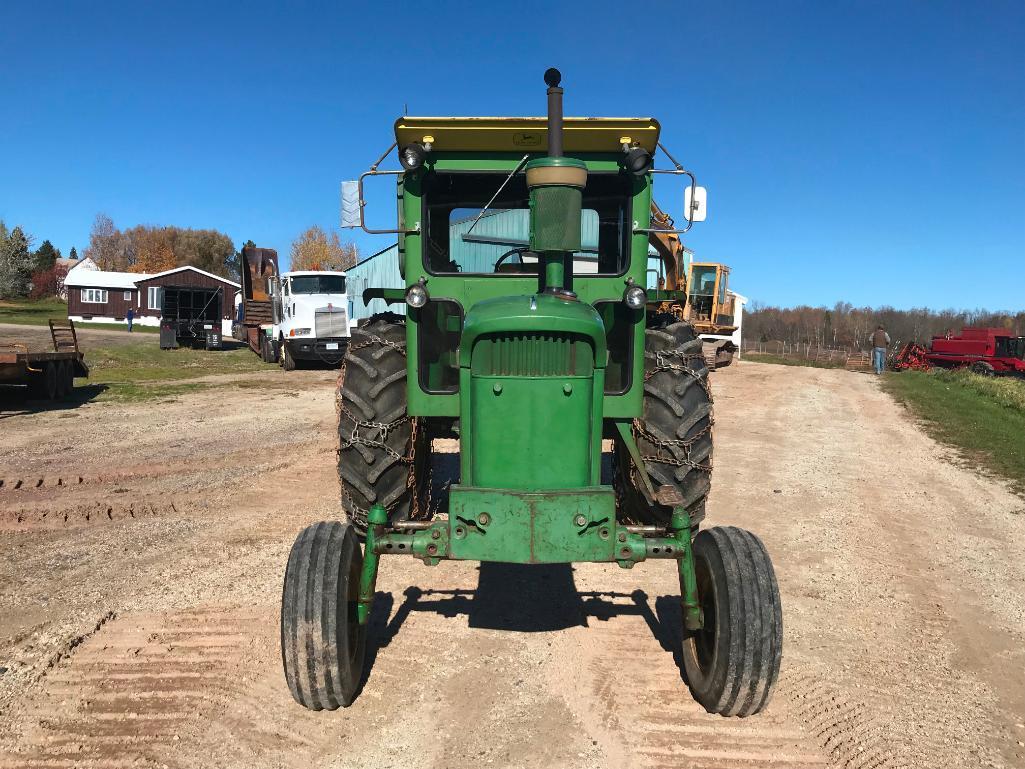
[315,308,349,338]
[471,332,593,377]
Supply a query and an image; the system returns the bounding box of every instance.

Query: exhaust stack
[526,68,587,293]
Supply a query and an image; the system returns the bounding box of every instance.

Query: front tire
[281,340,296,371]
[280,521,366,710]
[682,526,783,717]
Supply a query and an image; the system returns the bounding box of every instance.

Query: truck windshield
[290,276,345,294]
[422,170,634,276]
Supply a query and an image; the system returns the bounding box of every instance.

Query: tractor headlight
[399,143,427,171]
[624,284,647,310]
[405,282,429,308]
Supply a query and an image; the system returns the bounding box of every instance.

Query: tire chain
[634,348,715,472]
[336,331,427,527]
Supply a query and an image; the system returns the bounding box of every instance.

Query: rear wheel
[682,526,783,717]
[57,360,73,399]
[337,315,427,535]
[616,319,713,529]
[280,520,366,709]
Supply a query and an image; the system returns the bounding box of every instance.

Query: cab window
[422,170,633,276]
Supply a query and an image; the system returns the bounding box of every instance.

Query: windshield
[290,275,346,294]
[689,266,718,298]
[422,170,634,276]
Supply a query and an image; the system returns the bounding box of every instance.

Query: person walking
[869,324,890,374]
[126,307,134,333]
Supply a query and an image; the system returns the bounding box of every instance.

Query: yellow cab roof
[394,117,661,154]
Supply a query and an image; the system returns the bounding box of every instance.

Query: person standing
[126,306,134,333]
[869,324,890,374]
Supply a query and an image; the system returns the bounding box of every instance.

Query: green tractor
[281,69,782,717]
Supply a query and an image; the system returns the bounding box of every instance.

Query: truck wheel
[280,521,366,710]
[682,526,783,717]
[281,340,296,371]
[615,320,713,529]
[337,315,426,536]
[260,335,273,363]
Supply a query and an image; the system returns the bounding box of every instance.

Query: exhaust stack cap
[544,68,561,87]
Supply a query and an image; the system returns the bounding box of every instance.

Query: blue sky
[1,1,1022,310]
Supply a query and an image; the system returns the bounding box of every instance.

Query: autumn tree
[30,263,70,299]
[290,226,358,271]
[84,213,129,270]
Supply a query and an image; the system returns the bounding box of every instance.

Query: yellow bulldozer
[647,201,738,369]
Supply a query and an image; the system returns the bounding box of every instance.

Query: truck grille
[471,332,593,377]
[315,308,348,338]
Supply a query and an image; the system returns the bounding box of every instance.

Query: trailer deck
[0,319,89,401]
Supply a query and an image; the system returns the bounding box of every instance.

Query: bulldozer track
[0,608,274,769]
[0,499,183,530]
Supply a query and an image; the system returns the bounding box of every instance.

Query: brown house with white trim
[66,266,240,330]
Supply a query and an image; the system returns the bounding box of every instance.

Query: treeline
[0,220,75,299]
[84,214,240,279]
[746,302,1025,350]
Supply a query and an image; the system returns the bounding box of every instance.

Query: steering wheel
[494,247,530,270]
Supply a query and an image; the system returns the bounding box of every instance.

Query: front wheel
[682,526,782,717]
[280,521,366,710]
[281,340,297,371]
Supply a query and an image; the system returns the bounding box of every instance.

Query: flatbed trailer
[0,319,89,401]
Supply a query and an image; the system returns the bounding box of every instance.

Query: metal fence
[741,340,872,370]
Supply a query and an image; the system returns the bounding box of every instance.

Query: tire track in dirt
[0,499,183,530]
[549,601,839,769]
[0,607,283,769]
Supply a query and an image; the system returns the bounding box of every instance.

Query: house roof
[135,265,240,288]
[65,270,150,289]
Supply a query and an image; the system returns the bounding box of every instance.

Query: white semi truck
[236,247,351,369]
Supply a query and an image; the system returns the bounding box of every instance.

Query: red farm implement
[894,328,1025,376]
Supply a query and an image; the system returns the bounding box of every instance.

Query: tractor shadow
[362,566,690,690]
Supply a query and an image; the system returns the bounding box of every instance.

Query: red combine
[895,327,1025,376]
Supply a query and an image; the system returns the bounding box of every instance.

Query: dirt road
[1,361,1023,768]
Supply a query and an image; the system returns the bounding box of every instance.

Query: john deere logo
[513,132,542,146]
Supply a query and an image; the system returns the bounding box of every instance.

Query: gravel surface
[0,360,1022,768]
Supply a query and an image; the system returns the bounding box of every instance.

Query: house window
[81,288,108,304]
[124,290,132,300]
[148,286,163,310]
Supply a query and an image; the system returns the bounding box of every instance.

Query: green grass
[882,369,1025,494]
[74,338,271,402]
[743,352,848,369]
[0,298,69,325]
[0,297,157,333]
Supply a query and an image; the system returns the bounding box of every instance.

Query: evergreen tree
[0,225,34,298]
[34,239,60,271]
[69,246,78,260]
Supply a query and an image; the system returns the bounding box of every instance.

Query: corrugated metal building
[345,208,691,321]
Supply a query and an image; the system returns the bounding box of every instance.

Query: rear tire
[337,315,426,536]
[682,526,783,717]
[57,360,73,399]
[616,320,713,529]
[280,520,366,710]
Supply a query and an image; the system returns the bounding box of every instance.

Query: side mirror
[340,181,361,229]
[684,185,707,223]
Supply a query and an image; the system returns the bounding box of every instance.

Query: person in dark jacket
[868,325,890,374]
[126,307,134,333]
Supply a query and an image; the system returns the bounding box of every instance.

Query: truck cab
[275,271,350,368]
